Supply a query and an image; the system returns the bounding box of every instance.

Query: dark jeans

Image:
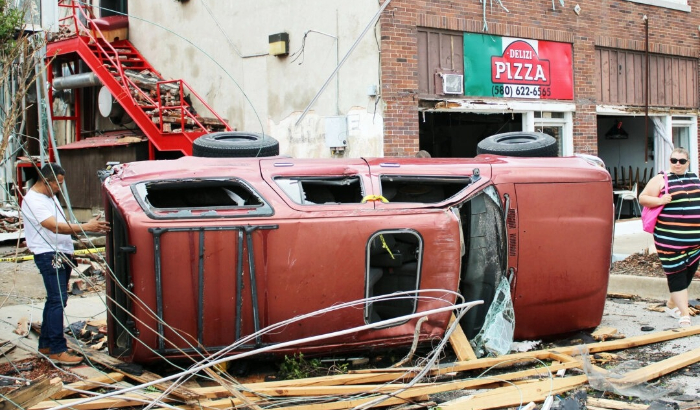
[34,252,71,354]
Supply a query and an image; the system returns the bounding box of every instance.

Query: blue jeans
[34,252,71,354]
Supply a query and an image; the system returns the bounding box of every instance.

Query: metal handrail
[54,0,232,134]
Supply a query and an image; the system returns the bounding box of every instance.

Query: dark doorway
[419,112,523,157]
[101,0,128,16]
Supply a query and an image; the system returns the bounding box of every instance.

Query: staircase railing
[54,0,232,135]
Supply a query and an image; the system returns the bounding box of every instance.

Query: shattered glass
[472,275,515,357]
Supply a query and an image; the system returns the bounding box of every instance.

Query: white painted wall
[127,0,384,158]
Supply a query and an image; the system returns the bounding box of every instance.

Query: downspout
[644,15,649,162]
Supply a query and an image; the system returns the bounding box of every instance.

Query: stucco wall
[127,0,383,158]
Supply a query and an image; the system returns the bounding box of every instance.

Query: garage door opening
[418,112,522,157]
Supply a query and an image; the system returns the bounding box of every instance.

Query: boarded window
[596,48,698,108]
[417,28,464,96]
[380,176,471,203]
[133,179,271,219]
[275,176,364,205]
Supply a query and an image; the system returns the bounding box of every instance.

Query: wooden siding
[60,143,148,209]
[417,28,464,96]
[596,48,698,108]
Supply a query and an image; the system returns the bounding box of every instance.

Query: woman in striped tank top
[639,148,700,328]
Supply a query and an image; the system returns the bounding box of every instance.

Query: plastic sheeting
[575,345,670,401]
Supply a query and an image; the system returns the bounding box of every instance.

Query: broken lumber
[587,398,649,410]
[448,313,477,361]
[591,326,625,341]
[30,392,172,410]
[152,114,226,127]
[0,376,62,410]
[607,292,636,299]
[66,337,203,402]
[50,372,124,400]
[439,375,588,410]
[610,345,700,386]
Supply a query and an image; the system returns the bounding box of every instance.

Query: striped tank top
[654,171,700,275]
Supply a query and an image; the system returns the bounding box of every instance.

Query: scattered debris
[608,292,638,300]
[13,317,29,336]
[647,302,699,317]
[611,252,664,277]
[0,376,62,409]
[511,340,542,352]
[591,326,626,341]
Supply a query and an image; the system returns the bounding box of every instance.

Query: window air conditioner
[436,73,464,95]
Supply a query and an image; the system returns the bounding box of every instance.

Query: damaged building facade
[125,0,698,178]
[13,1,699,217]
[378,0,699,181]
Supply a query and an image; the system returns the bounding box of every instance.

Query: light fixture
[269,32,289,57]
[605,119,629,140]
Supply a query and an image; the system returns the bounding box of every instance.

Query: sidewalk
[0,294,107,363]
[612,219,655,262]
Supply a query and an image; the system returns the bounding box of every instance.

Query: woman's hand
[659,194,673,205]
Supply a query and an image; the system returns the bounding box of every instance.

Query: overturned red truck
[102,134,613,363]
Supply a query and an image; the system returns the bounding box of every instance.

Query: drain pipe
[644,15,649,163]
[52,72,102,90]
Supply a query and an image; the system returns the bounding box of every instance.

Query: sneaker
[48,351,83,365]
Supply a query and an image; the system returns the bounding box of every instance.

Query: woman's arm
[639,174,672,207]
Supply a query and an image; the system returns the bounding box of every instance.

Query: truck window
[365,230,422,325]
[274,176,364,204]
[380,176,471,203]
[132,178,272,219]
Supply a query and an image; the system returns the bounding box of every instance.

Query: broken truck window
[132,179,271,219]
[274,176,364,205]
[380,176,472,203]
[365,230,422,325]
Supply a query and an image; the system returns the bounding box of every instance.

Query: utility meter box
[325,116,348,148]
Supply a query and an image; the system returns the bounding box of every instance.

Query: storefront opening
[418,112,522,157]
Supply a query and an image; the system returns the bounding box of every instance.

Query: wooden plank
[0,377,62,410]
[591,326,621,341]
[609,51,619,104]
[612,345,700,386]
[601,49,610,102]
[30,392,171,410]
[595,49,603,102]
[439,375,588,410]
[186,353,580,405]
[448,313,477,361]
[625,52,635,104]
[679,58,688,106]
[50,372,124,400]
[588,397,649,410]
[152,114,226,127]
[66,338,202,402]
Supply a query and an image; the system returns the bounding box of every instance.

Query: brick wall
[380,0,700,157]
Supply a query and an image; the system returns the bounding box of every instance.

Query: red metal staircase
[46,1,232,157]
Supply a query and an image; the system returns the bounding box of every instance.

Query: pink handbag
[641,172,669,233]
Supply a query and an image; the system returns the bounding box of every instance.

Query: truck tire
[476,131,557,157]
[192,132,280,157]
